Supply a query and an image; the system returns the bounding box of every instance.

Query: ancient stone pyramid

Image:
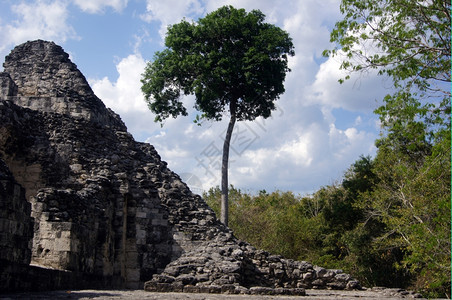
[0,40,359,294]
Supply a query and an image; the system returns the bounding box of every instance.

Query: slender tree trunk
[221,100,237,226]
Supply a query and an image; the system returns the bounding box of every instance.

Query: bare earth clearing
[0,288,431,300]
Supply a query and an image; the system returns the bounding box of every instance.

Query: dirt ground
[0,289,428,300]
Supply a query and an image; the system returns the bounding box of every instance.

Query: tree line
[204,131,450,297]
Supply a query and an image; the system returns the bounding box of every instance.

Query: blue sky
[0,0,391,195]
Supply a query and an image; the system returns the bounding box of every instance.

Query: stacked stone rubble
[0,40,361,293]
[144,233,360,295]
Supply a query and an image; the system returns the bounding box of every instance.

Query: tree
[324,1,451,296]
[141,6,294,226]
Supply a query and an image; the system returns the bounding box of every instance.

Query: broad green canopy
[141,5,295,123]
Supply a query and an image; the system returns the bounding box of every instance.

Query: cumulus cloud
[204,0,286,23]
[307,52,389,113]
[179,114,375,194]
[89,53,156,139]
[72,0,129,13]
[0,0,78,58]
[141,0,204,39]
[221,119,376,193]
[91,54,147,112]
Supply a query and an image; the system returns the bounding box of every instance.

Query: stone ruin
[0,40,361,295]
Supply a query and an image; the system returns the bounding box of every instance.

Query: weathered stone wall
[0,99,175,288]
[0,41,177,288]
[0,40,361,294]
[0,158,33,265]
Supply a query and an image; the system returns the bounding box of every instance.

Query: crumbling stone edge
[145,282,308,296]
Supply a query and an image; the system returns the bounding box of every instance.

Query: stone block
[125,268,140,282]
[136,228,146,240]
[250,286,275,295]
[0,220,9,232]
[54,231,71,252]
[327,281,347,289]
[126,251,138,268]
[136,211,147,218]
[0,72,17,96]
[151,218,167,227]
[38,238,56,252]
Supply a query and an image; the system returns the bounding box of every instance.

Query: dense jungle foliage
[204,139,450,297]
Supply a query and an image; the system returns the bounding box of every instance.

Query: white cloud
[279,132,314,167]
[0,0,78,57]
[91,54,147,112]
[307,51,390,113]
[141,0,204,39]
[354,116,362,126]
[139,97,377,195]
[205,117,377,194]
[72,0,129,13]
[328,124,376,160]
[89,53,158,139]
[204,0,284,23]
